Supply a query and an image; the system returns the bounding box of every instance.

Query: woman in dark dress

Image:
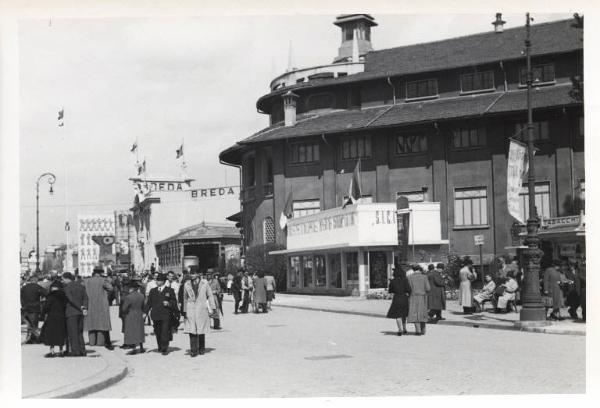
[386,267,411,336]
[40,281,68,357]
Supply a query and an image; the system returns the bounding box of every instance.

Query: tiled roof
[155,222,240,245]
[242,84,579,146]
[256,19,582,109]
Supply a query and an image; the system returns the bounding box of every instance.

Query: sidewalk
[225,293,585,336]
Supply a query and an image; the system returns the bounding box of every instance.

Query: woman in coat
[253,271,268,313]
[458,260,476,314]
[40,282,68,357]
[407,266,431,335]
[543,264,567,320]
[120,281,146,353]
[182,270,217,357]
[386,267,411,335]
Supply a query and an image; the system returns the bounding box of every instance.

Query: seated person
[473,275,496,311]
[495,271,519,313]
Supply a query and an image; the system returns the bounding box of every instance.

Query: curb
[26,350,128,399]
[270,303,586,336]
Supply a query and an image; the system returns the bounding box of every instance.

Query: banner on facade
[191,185,239,199]
[396,196,410,262]
[507,139,527,224]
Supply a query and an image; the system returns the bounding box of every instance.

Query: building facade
[219,14,584,294]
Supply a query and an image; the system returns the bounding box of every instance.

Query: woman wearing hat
[40,281,68,357]
[120,280,146,354]
[182,269,217,357]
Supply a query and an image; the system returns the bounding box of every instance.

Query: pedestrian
[473,275,496,312]
[120,280,146,354]
[253,271,268,313]
[84,267,114,350]
[495,271,519,313]
[209,270,223,329]
[62,272,88,357]
[250,272,257,312]
[226,273,233,295]
[118,273,131,341]
[265,272,276,311]
[20,274,47,344]
[458,259,476,314]
[386,266,411,336]
[232,270,243,314]
[543,262,567,320]
[427,263,446,322]
[40,281,68,358]
[407,265,431,335]
[182,269,217,357]
[562,261,579,319]
[166,271,180,303]
[144,273,177,355]
[575,261,586,322]
[143,272,158,326]
[240,271,251,313]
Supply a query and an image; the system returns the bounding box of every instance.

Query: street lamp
[36,172,56,273]
[519,13,546,321]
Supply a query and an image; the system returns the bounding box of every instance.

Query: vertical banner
[507,140,527,224]
[396,196,410,263]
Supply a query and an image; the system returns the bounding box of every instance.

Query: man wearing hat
[144,272,177,355]
[182,268,217,357]
[20,274,47,343]
[84,267,114,350]
[62,272,88,356]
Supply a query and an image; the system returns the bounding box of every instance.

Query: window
[289,256,301,288]
[328,254,342,288]
[346,252,359,281]
[395,133,428,154]
[397,189,428,202]
[302,256,313,288]
[514,121,549,141]
[518,183,550,221]
[519,64,555,86]
[314,255,326,287]
[307,93,334,111]
[290,142,320,164]
[577,179,585,213]
[246,156,255,185]
[454,187,488,227]
[340,136,372,160]
[342,195,373,204]
[263,217,275,243]
[460,71,494,93]
[292,199,320,218]
[406,79,438,99]
[452,126,487,149]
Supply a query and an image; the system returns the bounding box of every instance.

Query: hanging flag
[130,141,138,153]
[137,160,146,176]
[507,139,527,223]
[279,191,294,230]
[57,107,64,127]
[176,144,183,159]
[343,160,362,208]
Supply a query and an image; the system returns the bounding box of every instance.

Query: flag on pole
[343,160,361,208]
[130,141,138,153]
[176,144,183,159]
[279,191,294,230]
[57,108,64,127]
[137,159,146,176]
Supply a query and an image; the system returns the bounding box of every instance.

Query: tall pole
[35,172,57,273]
[520,13,546,321]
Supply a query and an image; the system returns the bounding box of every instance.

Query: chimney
[282,91,299,127]
[351,29,360,62]
[492,13,506,33]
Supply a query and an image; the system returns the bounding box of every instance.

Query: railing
[270,62,365,91]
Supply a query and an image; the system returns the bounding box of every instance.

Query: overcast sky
[19,12,573,252]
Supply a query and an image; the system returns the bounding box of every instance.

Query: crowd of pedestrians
[21,265,277,359]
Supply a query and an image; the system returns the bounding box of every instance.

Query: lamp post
[36,172,56,273]
[519,13,546,321]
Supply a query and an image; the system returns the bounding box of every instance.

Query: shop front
[271,202,448,296]
[538,213,586,264]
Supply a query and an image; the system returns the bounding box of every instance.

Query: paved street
[86,300,585,398]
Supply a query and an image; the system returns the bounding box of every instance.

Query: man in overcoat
[144,273,177,355]
[62,272,88,356]
[84,267,114,349]
[21,275,47,343]
[543,262,566,320]
[427,263,446,322]
[182,270,217,357]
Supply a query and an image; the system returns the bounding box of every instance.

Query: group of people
[386,263,447,336]
[230,270,276,315]
[22,265,276,359]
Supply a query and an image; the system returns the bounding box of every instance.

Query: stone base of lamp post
[519,217,547,321]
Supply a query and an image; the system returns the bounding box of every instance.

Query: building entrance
[184,244,219,272]
[369,251,388,289]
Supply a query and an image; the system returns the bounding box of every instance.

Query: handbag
[542,295,553,308]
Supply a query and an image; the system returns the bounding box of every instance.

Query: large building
[219,14,584,295]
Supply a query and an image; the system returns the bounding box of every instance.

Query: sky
[18,12,574,252]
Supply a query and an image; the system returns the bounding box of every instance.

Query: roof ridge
[369,18,574,56]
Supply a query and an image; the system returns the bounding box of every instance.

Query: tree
[244,243,287,292]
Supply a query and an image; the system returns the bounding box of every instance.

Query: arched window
[263,217,275,243]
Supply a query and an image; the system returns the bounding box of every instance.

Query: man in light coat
[182,270,217,357]
[84,267,114,349]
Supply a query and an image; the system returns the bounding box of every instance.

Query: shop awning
[270,243,400,256]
